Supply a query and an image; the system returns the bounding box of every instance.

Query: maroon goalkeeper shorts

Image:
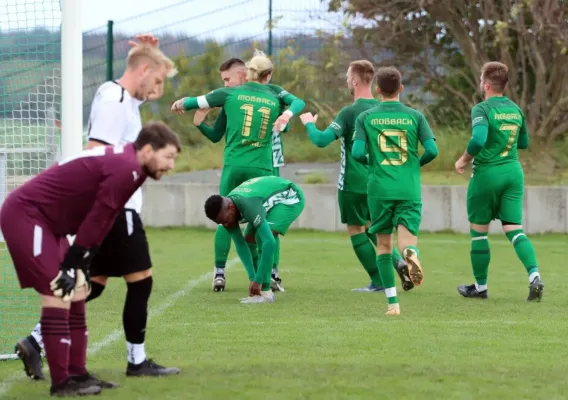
[0,196,68,296]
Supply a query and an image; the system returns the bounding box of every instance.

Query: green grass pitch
[1,228,567,399]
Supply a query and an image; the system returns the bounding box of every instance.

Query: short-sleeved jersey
[9,144,146,248]
[201,82,284,170]
[354,101,434,200]
[87,81,145,213]
[329,98,380,193]
[470,96,526,170]
[228,176,302,229]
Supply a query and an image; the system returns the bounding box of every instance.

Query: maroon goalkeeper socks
[41,307,70,386]
[69,300,88,376]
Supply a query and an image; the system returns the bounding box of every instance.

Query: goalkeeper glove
[50,245,92,301]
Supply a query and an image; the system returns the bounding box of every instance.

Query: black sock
[26,334,42,353]
[85,282,105,302]
[123,277,152,344]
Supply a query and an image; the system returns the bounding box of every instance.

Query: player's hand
[249,282,262,297]
[129,33,159,48]
[193,109,210,126]
[50,267,76,302]
[171,98,186,114]
[299,112,318,125]
[455,157,468,174]
[273,112,292,132]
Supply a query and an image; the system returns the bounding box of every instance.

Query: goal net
[0,0,62,359]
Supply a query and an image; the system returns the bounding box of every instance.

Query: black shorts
[90,209,152,277]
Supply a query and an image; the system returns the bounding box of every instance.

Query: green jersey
[329,98,380,193]
[200,82,283,170]
[471,96,527,170]
[228,176,302,229]
[354,101,434,200]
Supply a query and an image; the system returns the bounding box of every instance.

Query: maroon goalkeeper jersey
[6,143,146,248]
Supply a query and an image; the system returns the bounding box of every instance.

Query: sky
[0,0,342,41]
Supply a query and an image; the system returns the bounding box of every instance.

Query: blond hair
[246,49,273,82]
[349,60,375,85]
[481,61,508,93]
[127,44,178,78]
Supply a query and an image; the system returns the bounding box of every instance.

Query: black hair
[204,194,224,221]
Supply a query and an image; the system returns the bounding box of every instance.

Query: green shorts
[244,186,305,237]
[338,190,369,226]
[368,197,422,236]
[219,166,274,196]
[272,167,280,177]
[467,165,524,225]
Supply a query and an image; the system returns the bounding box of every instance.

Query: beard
[142,164,163,180]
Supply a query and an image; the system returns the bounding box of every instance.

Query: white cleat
[239,291,275,304]
[212,275,226,292]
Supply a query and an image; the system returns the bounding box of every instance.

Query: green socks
[351,233,382,286]
[377,254,397,304]
[392,247,403,268]
[214,226,232,270]
[247,242,259,274]
[470,229,490,289]
[505,229,539,279]
[272,235,280,275]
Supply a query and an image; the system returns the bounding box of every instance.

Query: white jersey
[87,81,145,213]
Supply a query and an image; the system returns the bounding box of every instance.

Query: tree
[328,0,568,141]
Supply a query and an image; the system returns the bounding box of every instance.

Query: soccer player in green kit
[455,61,544,301]
[192,57,293,292]
[203,176,305,303]
[171,51,305,292]
[299,60,408,292]
[352,67,438,315]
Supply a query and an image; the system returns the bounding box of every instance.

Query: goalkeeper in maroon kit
[0,122,180,397]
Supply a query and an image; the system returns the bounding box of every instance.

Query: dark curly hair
[204,194,224,221]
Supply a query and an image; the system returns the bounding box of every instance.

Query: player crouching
[0,121,180,396]
[204,176,305,303]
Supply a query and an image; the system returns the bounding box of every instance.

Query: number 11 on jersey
[240,104,271,139]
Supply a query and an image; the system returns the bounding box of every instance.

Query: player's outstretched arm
[300,112,343,148]
[195,110,227,143]
[171,88,230,114]
[270,84,306,131]
[227,227,256,281]
[252,221,276,284]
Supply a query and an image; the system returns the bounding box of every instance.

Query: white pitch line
[0,257,240,398]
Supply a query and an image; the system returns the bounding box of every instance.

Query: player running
[203,176,305,303]
[15,35,181,382]
[192,57,292,292]
[455,61,544,301]
[352,67,438,315]
[171,51,305,293]
[0,122,180,397]
[299,60,410,292]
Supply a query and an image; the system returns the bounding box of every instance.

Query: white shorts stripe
[33,225,42,257]
[126,211,134,236]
